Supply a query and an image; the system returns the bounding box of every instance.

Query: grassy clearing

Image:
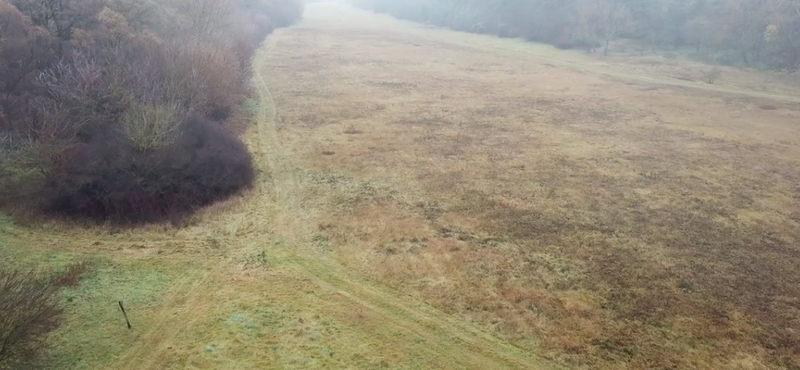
[262,3,800,369]
[3,2,800,369]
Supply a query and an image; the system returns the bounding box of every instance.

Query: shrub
[46,116,255,223]
[0,269,64,370]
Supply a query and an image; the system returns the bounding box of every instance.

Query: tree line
[354,0,800,70]
[0,0,304,223]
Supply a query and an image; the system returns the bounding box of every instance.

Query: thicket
[354,0,800,70]
[0,0,304,223]
[0,263,89,370]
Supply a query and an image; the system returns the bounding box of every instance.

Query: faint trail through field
[121,269,217,370]
[250,26,561,370]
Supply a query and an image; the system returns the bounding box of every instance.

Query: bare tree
[766,0,800,69]
[576,0,631,56]
[721,0,772,65]
[9,0,99,42]
[179,0,233,39]
[598,0,631,56]
[575,0,600,53]
[106,0,158,33]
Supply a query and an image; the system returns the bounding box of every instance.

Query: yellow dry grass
[2,2,800,369]
[258,3,800,370]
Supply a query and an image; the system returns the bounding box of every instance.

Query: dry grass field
[3,2,800,369]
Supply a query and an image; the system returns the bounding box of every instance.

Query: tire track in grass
[113,267,217,370]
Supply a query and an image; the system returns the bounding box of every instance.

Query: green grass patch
[46,259,192,370]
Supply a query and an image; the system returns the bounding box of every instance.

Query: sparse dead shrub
[0,268,64,370]
[168,42,246,121]
[704,67,722,84]
[50,261,92,287]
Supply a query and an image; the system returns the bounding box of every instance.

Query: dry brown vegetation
[2,2,800,370]
[262,4,800,370]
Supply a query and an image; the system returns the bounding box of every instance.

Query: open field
[3,2,800,369]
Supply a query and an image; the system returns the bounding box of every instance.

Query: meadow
[3,2,800,369]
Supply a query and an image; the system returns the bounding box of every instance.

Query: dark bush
[0,269,64,370]
[46,116,255,223]
[0,0,302,225]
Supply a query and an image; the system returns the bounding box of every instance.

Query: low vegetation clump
[0,0,304,223]
[47,117,255,222]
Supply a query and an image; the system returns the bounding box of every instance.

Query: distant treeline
[0,0,304,223]
[354,0,800,70]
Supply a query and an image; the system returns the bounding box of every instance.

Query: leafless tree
[575,0,631,56]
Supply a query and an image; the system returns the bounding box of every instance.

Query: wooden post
[119,300,132,329]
